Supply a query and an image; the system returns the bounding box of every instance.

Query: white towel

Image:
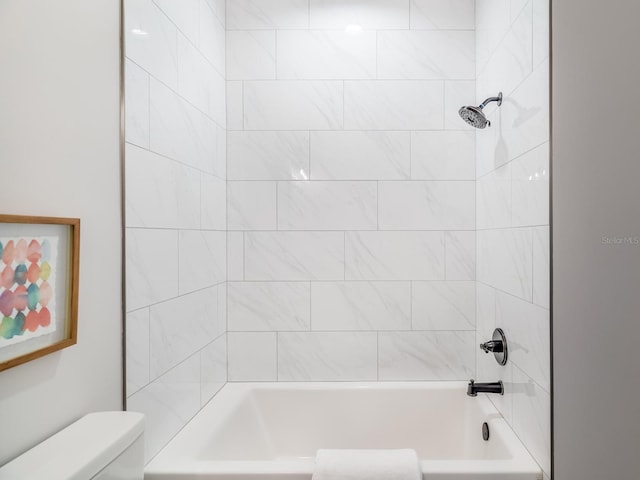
[312,449,422,480]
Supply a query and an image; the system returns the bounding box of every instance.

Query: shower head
[458,92,503,129]
[459,106,490,129]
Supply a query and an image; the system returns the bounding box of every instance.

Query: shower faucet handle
[480,328,508,366]
[480,340,503,353]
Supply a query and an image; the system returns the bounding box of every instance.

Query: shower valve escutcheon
[480,328,508,366]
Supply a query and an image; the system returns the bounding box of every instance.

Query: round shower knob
[480,328,508,366]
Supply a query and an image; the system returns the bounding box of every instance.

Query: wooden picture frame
[0,215,80,371]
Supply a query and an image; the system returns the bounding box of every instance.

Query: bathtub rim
[145,381,542,479]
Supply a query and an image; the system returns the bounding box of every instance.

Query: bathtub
[145,382,542,480]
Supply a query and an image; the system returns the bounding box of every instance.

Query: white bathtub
[145,382,542,480]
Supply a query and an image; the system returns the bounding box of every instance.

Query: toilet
[0,411,144,480]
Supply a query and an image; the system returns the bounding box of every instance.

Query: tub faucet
[467,379,504,397]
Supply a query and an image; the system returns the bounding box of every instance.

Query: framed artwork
[0,215,80,371]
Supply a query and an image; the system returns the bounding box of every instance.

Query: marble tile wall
[124,0,227,462]
[225,0,477,383]
[122,0,550,471]
[475,0,550,476]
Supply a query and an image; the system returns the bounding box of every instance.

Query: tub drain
[482,422,490,441]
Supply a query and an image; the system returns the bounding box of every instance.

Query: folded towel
[312,449,422,480]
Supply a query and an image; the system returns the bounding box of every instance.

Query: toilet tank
[0,411,144,480]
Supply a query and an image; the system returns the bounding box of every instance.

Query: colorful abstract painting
[0,237,57,346]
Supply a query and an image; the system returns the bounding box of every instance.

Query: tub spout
[467,379,504,397]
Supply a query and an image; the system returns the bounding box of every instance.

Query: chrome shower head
[458,92,503,129]
[459,106,490,129]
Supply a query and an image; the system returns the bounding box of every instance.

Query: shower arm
[478,92,503,109]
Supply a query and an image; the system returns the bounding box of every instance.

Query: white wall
[225,0,478,382]
[475,1,550,477]
[552,0,640,479]
[123,0,228,462]
[0,0,122,466]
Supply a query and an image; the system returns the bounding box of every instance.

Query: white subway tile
[477,163,511,230]
[410,0,475,30]
[149,79,218,173]
[228,332,277,381]
[228,131,310,180]
[126,228,178,311]
[203,0,225,25]
[497,292,550,392]
[475,0,510,73]
[245,81,343,130]
[227,30,276,80]
[226,81,244,130]
[125,60,149,148]
[201,335,227,404]
[178,231,226,294]
[344,80,443,130]
[278,181,377,231]
[278,332,377,381]
[445,80,476,130]
[475,117,501,178]
[149,287,221,378]
[176,164,201,230]
[512,143,550,227]
[311,282,411,331]
[378,31,475,80]
[178,33,225,126]
[378,181,475,230]
[533,226,550,309]
[346,231,445,280]
[479,2,532,96]
[201,174,226,230]
[227,0,309,29]
[215,124,227,180]
[445,231,476,280]
[500,62,549,162]
[245,232,345,280]
[532,0,549,68]
[216,283,227,335]
[127,354,201,462]
[310,0,409,29]
[477,228,533,301]
[125,143,178,229]
[126,308,150,395]
[379,331,475,380]
[229,282,310,331]
[412,281,475,330]
[512,366,551,475]
[125,0,178,90]
[277,30,377,80]
[227,232,245,281]
[199,2,225,75]
[411,131,475,180]
[228,181,277,230]
[476,282,496,340]
[311,131,410,180]
[153,0,199,44]
[510,0,530,22]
